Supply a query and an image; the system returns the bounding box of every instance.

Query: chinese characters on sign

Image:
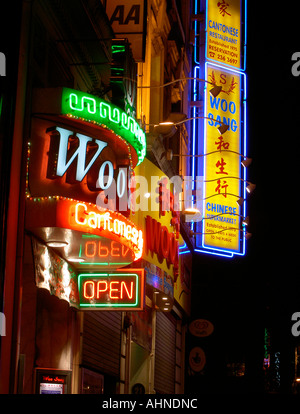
[206,0,244,70]
[217,1,231,17]
[204,62,246,254]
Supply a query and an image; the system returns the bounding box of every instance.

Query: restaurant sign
[206,0,246,70]
[202,62,246,256]
[61,88,146,165]
[78,270,144,310]
[27,87,146,310]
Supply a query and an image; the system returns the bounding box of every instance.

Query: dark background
[188,2,300,394]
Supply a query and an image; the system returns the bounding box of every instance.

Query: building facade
[0,0,195,394]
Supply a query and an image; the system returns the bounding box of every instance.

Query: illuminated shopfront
[23,83,187,393]
[1,0,192,394]
[23,86,147,393]
[26,87,145,267]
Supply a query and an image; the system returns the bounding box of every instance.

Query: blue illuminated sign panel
[191,0,247,258]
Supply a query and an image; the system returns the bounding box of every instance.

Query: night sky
[189,2,300,393]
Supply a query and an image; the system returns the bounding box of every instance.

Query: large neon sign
[202,63,246,254]
[28,120,135,212]
[25,196,143,262]
[61,88,146,165]
[191,0,247,258]
[78,270,144,310]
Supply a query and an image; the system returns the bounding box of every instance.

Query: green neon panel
[61,88,146,165]
[112,45,126,53]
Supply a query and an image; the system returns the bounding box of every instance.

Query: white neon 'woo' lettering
[55,127,107,181]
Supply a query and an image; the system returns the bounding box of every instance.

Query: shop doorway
[130,342,149,394]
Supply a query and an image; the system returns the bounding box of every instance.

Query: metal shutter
[154,312,176,394]
[82,311,122,377]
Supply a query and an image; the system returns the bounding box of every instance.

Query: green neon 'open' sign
[61,88,146,165]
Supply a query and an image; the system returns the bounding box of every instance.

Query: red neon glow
[73,202,143,260]
[42,376,65,383]
[121,281,133,299]
[98,281,108,297]
[84,240,132,259]
[85,241,97,258]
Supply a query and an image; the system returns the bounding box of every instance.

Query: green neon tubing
[61,88,146,165]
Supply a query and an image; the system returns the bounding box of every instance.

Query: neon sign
[191,0,247,258]
[61,88,146,165]
[71,201,143,260]
[202,63,246,254]
[26,196,143,263]
[84,240,132,259]
[45,125,133,213]
[78,271,144,310]
[47,126,108,183]
[80,237,134,266]
[42,375,65,384]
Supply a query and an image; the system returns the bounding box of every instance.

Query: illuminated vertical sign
[203,62,246,255]
[78,270,144,310]
[206,0,246,71]
[191,0,247,257]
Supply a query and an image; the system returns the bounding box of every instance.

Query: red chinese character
[215,135,230,150]
[217,0,231,17]
[215,179,228,198]
[215,158,228,175]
